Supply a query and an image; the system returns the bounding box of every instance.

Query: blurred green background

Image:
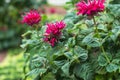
[0,0,120,80]
[0,0,47,50]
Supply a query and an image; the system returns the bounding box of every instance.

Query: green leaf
[98,54,108,66]
[74,46,88,61]
[61,62,70,76]
[98,24,107,32]
[107,4,120,17]
[64,52,73,59]
[112,59,120,64]
[41,72,56,80]
[106,63,119,72]
[64,12,79,23]
[67,37,76,47]
[26,68,47,76]
[100,14,114,23]
[85,20,93,27]
[96,67,107,75]
[65,21,74,29]
[73,63,94,80]
[110,26,120,42]
[29,56,48,75]
[54,60,67,68]
[20,39,39,49]
[82,33,101,47]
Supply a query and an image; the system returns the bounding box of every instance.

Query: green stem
[93,16,98,33]
[35,25,39,38]
[93,16,110,63]
[101,46,110,63]
[21,31,31,38]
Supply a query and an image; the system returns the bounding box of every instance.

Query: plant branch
[93,16,110,63]
[35,24,40,38]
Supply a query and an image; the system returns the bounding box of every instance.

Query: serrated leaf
[61,62,70,76]
[73,63,94,80]
[110,26,120,42]
[26,68,47,76]
[67,38,76,47]
[98,54,108,66]
[98,24,107,32]
[82,33,101,47]
[106,63,119,72]
[112,59,120,64]
[101,14,114,23]
[74,46,88,61]
[64,52,73,59]
[54,60,67,68]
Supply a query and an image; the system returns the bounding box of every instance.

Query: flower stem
[35,25,39,37]
[93,16,110,63]
[93,16,99,34]
[101,46,110,63]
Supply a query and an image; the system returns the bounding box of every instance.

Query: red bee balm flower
[44,21,66,47]
[22,10,41,26]
[76,0,105,16]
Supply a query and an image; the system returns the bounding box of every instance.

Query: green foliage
[82,33,101,47]
[21,2,120,80]
[110,0,120,4]
[0,50,26,80]
[98,54,108,66]
[74,63,94,80]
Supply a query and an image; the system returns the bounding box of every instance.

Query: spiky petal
[22,10,41,26]
[76,0,105,16]
[44,21,66,47]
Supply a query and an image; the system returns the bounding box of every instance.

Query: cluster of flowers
[76,0,105,16]
[22,0,105,47]
[44,21,65,47]
[22,10,41,26]
[22,10,65,47]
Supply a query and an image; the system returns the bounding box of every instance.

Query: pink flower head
[49,8,56,14]
[44,21,66,47]
[22,10,41,26]
[76,0,105,16]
